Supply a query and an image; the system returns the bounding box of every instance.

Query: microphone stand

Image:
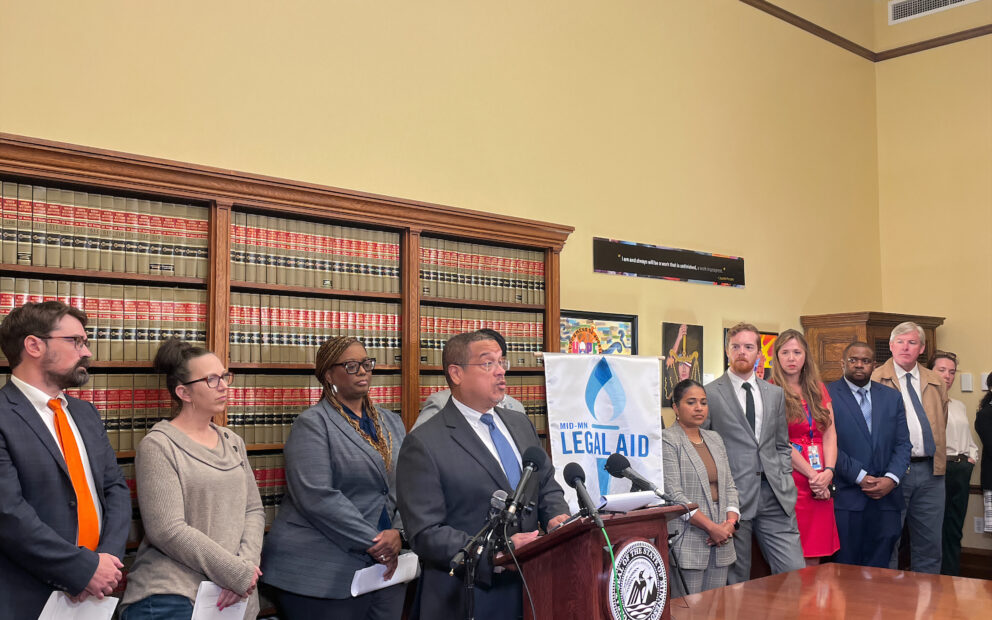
[453,506,516,620]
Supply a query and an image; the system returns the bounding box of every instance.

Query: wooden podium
[496,505,693,620]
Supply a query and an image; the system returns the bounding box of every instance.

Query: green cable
[601,527,626,620]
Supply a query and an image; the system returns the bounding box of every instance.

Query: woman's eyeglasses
[182,372,235,388]
[332,358,377,374]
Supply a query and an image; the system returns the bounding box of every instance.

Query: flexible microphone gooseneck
[604,453,677,503]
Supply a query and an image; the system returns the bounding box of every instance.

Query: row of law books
[0,180,209,276]
[230,212,400,293]
[226,374,403,445]
[419,305,544,368]
[419,236,545,304]
[0,278,207,364]
[229,292,402,365]
[418,374,548,432]
[250,453,287,528]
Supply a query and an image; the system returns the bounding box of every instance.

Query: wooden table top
[670,563,992,620]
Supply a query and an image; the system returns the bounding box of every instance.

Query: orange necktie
[48,398,100,551]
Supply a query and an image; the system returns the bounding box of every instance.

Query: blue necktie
[480,413,522,489]
[857,387,872,433]
[905,373,936,456]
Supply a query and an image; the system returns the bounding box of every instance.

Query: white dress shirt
[945,398,979,460]
[894,363,928,457]
[10,375,104,535]
[728,370,764,440]
[451,396,523,478]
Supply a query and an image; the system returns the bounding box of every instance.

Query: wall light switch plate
[961,373,974,392]
[703,373,715,384]
[983,373,990,392]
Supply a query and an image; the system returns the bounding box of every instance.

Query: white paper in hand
[351,552,421,597]
[190,581,248,620]
[37,592,118,620]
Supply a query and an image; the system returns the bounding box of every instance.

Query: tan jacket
[872,359,949,475]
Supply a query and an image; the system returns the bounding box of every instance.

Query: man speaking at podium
[397,331,569,620]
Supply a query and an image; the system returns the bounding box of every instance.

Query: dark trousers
[272,584,405,620]
[835,501,901,568]
[941,458,975,575]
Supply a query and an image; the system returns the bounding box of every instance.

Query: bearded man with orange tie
[0,302,131,618]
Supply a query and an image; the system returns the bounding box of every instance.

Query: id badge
[807,444,822,471]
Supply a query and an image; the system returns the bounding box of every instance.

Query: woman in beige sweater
[120,338,264,620]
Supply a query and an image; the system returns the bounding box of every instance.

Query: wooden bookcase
[0,132,572,436]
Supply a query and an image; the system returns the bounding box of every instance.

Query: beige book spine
[30,185,47,267]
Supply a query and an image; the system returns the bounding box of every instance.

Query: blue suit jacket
[0,381,131,618]
[827,379,911,513]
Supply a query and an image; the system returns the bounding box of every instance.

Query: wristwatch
[824,466,835,473]
[732,520,741,531]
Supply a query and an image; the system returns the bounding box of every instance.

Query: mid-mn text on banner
[544,353,663,514]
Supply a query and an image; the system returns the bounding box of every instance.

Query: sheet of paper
[37,592,118,620]
[190,581,248,620]
[350,552,420,597]
[598,490,662,513]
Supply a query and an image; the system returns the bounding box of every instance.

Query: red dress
[787,385,840,558]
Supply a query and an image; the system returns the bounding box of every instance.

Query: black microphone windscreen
[522,446,547,469]
[563,462,585,488]
[605,453,631,477]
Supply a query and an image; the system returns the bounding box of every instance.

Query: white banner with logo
[543,353,663,514]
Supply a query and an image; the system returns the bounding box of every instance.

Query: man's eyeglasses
[462,359,511,372]
[332,358,376,374]
[182,372,234,388]
[846,357,873,366]
[40,335,90,351]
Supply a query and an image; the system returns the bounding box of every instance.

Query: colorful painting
[723,328,778,379]
[560,311,637,356]
[662,323,703,406]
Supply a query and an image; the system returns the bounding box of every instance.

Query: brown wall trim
[875,24,992,61]
[739,0,875,61]
[741,0,992,62]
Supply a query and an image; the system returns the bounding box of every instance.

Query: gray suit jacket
[702,373,795,520]
[413,389,526,431]
[663,425,738,569]
[261,400,406,599]
[397,399,569,619]
[0,382,131,619]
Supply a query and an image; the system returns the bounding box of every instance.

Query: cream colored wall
[874,0,992,50]
[771,0,876,48]
[876,36,992,549]
[0,0,883,393]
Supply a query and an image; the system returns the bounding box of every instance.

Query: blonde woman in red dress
[771,329,840,565]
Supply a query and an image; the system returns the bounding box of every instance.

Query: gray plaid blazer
[663,424,739,570]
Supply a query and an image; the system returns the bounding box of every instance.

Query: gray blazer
[412,389,526,430]
[260,400,405,599]
[663,425,738,569]
[702,373,795,520]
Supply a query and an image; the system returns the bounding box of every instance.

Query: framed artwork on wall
[662,322,703,407]
[560,310,637,355]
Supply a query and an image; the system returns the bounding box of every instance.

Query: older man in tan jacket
[871,321,948,574]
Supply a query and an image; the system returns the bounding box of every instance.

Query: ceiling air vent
[889,0,981,24]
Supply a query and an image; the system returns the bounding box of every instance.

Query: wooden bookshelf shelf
[116,450,136,458]
[229,362,400,371]
[420,296,545,311]
[231,280,401,301]
[1,361,155,370]
[418,365,544,372]
[246,443,284,452]
[0,263,206,286]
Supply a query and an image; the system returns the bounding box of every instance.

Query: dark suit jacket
[397,400,568,620]
[0,381,131,618]
[827,379,911,513]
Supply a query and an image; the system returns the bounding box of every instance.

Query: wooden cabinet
[800,312,945,382]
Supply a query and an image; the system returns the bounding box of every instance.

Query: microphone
[506,446,547,516]
[449,489,508,574]
[604,453,677,503]
[563,462,604,529]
